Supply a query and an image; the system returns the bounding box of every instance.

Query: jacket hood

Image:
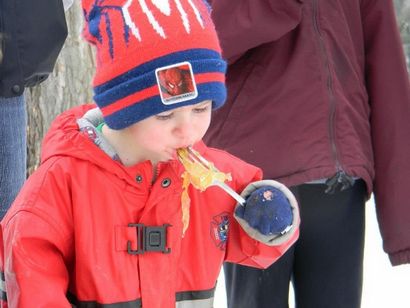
[40,104,140,184]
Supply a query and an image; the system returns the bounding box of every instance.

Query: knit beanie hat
[82,0,227,130]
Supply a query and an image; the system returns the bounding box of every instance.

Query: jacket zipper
[153,163,162,185]
[312,0,353,193]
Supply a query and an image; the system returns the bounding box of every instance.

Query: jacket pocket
[213,55,263,142]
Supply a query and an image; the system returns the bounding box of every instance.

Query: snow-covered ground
[214,196,410,307]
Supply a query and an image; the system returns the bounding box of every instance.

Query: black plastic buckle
[127,223,171,255]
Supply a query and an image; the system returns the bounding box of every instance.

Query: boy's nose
[174,121,195,146]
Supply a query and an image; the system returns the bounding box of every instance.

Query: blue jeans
[0,95,27,219]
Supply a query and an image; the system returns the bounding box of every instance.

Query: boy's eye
[193,105,210,113]
[156,112,173,120]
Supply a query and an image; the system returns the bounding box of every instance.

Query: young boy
[0,1,299,307]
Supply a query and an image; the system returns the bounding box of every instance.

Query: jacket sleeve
[223,165,299,268]
[362,0,410,265]
[0,168,73,307]
[209,0,303,61]
[225,215,299,269]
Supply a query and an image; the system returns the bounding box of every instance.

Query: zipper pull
[325,171,354,194]
[325,173,339,194]
[339,171,355,191]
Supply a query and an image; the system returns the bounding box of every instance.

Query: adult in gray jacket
[205,1,410,307]
[0,0,69,219]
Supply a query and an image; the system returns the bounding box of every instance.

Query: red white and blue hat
[82,0,227,129]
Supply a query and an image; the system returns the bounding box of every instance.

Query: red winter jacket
[204,0,410,265]
[0,105,298,307]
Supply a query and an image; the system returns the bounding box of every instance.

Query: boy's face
[127,100,212,164]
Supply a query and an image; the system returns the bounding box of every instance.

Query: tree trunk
[395,0,410,67]
[26,1,94,175]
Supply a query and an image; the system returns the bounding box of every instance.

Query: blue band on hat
[103,82,226,130]
[94,57,226,107]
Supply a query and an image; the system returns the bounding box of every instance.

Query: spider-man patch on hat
[156,62,197,105]
[82,0,227,129]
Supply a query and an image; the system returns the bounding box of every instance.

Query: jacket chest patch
[210,212,229,250]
